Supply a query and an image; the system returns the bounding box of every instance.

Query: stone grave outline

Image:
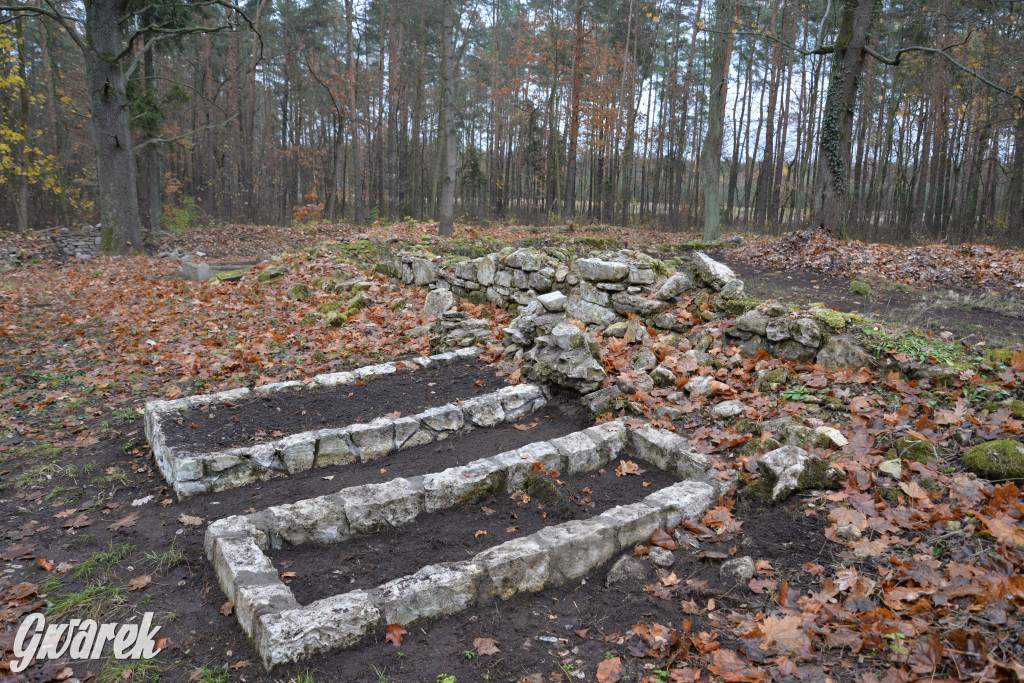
[145,348,550,500]
[203,420,723,668]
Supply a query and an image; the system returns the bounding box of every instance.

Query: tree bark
[564,0,584,217]
[812,0,878,237]
[699,0,735,241]
[1007,110,1024,232]
[84,0,143,253]
[346,0,363,224]
[438,0,457,237]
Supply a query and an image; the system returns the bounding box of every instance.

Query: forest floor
[1,221,1023,683]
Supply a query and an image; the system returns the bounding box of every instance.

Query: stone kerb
[204,421,721,668]
[144,348,551,500]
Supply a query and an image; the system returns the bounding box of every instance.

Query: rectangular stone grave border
[203,421,721,668]
[144,348,549,500]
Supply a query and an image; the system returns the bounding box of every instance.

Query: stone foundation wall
[51,226,102,257]
[382,246,873,385]
[384,246,675,326]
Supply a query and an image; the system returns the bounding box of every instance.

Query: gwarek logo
[9,612,163,673]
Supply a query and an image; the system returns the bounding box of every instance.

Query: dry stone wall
[382,247,873,396]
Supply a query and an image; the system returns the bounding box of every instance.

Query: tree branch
[134,114,237,152]
[0,1,84,49]
[704,28,835,56]
[863,44,1024,103]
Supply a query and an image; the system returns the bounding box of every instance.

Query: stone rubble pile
[380,245,878,396]
[502,293,607,393]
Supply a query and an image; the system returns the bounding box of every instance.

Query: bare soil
[163,356,510,452]
[271,456,680,602]
[711,251,1024,345]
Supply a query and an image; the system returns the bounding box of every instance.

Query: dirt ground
[710,250,1024,347]
[2,225,1023,682]
[0,350,842,683]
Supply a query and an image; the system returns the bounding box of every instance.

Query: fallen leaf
[759,615,810,654]
[37,558,54,571]
[61,513,91,529]
[220,601,234,616]
[473,637,500,655]
[129,575,152,590]
[385,623,408,647]
[108,511,140,531]
[650,528,679,550]
[615,459,645,476]
[596,656,624,683]
[178,514,204,526]
[230,660,250,670]
[513,423,535,431]
[281,571,297,579]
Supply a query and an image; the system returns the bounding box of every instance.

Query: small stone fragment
[719,556,754,584]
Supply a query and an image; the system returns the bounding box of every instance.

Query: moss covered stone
[718,297,762,316]
[811,307,847,330]
[214,269,246,282]
[256,265,287,284]
[734,418,761,435]
[756,367,794,392]
[741,452,839,502]
[983,348,1016,367]
[884,435,937,464]
[963,440,1024,481]
[286,283,311,301]
[849,280,873,296]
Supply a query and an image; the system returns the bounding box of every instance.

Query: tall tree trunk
[812,0,877,237]
[387,4,400,221]
[753,3,781,229]
[564,0,584,217]
[140,38,162,232]
[346,0,363,224]
[1006,110,1024,232]
[438,0,457,237]
[700,0,735,241]
[14,18,29,231]
[84,0,143,253]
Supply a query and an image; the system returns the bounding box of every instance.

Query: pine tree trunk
[438,0,457,237]
[346,0,363,224]
[1006,111,1023,232]
[700,0,734,242]
[564,0,584,217]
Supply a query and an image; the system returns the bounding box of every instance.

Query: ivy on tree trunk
[813,0,878,238]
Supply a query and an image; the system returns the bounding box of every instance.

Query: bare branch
[134,114,237,152]
[863,44,1024,103]
[704,28,835,56]
[0,1,84,48]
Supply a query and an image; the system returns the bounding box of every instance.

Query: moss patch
[1005,399,1024,420]
[983,348,1016,367]
[884,435,937,464]
[808,307,847,330]
[256,265,286,284]
[285,283,311,301]
[849,280,873,296]
[717,297,761,316]
[963,440,1024,481]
